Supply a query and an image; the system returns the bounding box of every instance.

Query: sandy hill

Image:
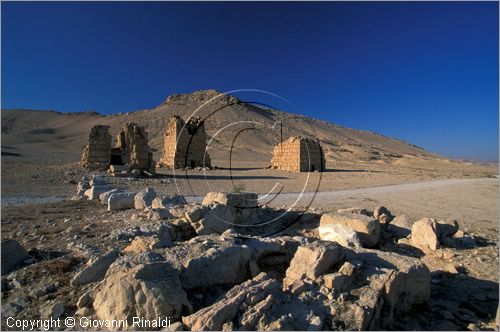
[2,89,447,168]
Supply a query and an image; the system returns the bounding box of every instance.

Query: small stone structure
[113,123,154,171]
[80,125,112,170]
[271,136,325,172]
[159,116,211,169]
[81,123,153,172]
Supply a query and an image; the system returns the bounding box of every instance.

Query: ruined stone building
[80,125,112,170]
[112,123,154,171]
[159,115,211,169]
[271,136,325,172]
[81,123,153,171]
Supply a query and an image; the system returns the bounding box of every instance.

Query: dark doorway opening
[311,164,315,171]
[190,160,196,168]
[111,148,124,165]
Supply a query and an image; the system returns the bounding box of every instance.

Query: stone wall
[116,123,153,171]
[80,125,112,170]
[159,116,211,169]
[271,136,325,172]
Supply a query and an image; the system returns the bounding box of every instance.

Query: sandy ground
[1,153,499,330]
[1,175,499,330]
[2,98,499,330]
[1,157,497,204]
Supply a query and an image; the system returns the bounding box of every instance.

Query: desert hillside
[2,89,446,168]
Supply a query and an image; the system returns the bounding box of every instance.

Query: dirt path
[267,178,498,218]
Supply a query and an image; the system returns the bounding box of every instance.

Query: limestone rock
[323,261,361,291]
[320,212,380,248]
[1,240,29,275]
[180,242,252,289]
[318,224,362,248]
[184,204,208,223]
[337,207,371,216]
[169,219,197,241]
[99,189,122,205]
[108,192,136,211]
[340,247,431,330]
[152,195,186,209]
[71,249,119,287]
[84,185,112,200]
[436,219,460,239]
[182,273,280,331]
[193,202,263,235]
[77,178,90,193]
[202,192,258,208]
[410,218,439,252]
[387,214,412,238]
[134,187,157,209]
[71,191,86,200]
[93,255,191,326]
[283,241,344,288]
[77,287,97,309]
[373,206,393,225]
[90,175,107,187]
[40,302,65,319]
[123,236,171,253]
[146,208,173,221]
[167,322,184,331]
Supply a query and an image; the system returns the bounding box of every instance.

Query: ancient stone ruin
[112,122,154,171]
[271,136,325,172]
[80,125,112,170]
[159,115,211,169]
[81,123,153,172]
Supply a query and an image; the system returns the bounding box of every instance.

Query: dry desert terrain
[1,90,498,331]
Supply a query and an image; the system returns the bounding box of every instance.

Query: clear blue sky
[2,2,498,160]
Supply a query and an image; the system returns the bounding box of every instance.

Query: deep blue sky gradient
[2,2,498,160]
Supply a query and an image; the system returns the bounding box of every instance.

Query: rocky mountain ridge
[2,89,444,168]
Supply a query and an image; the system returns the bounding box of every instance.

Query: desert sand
[1,90,498,331]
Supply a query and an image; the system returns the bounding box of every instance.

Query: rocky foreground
[1,175,499,331]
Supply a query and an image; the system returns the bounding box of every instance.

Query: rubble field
[1,174,499,331]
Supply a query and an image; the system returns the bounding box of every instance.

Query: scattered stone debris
[318,223,362,247]
[92,255,191,325]
[1,240,29,275]
[108,192,136,211]
[134,187,157,209]
[40,302,65,319]
[373,205,393,225]
[271,136,325,172]
[283,241,344,288]
[411,217,440,253]
[98,188,123,205]
[387,214,412,238]
[202,191,258,207]
[2,194,497,331]
[72,176,91,200]
[337,207,371,216]
[152,195,186,209]
[191,192,267,235]
[70,249,119,286]
[436,219,460,239]
[320,212,380,248]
